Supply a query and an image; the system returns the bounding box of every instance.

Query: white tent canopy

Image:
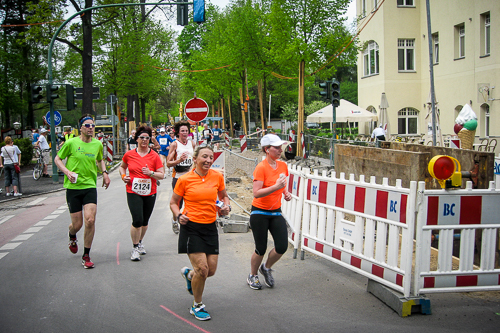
[306,99,378,123]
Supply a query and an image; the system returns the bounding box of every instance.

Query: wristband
[177,213,183,221]
[121,174,126,180]
[102,170,108,174]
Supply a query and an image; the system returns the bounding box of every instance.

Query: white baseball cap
[261,134,285,147]
[40,128,47,133]
[160,127,165,132]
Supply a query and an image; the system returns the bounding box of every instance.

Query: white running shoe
[130,247,141,261]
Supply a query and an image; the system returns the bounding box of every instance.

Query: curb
[0,163,120,204]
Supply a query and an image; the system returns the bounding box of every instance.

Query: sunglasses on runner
[138,136,150,140]
[83,124,96,128]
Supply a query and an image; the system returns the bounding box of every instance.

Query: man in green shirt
[55,114,111,269]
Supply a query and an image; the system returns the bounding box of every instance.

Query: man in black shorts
[55,114,111,269]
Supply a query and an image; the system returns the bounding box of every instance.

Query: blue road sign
[45,110,62,126]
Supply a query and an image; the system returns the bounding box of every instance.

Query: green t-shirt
[57,137,104,189]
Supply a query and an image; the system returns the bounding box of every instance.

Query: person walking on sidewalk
[170,145,230,321]
[54,114,111,269]
[119,126,164,261]
[0,136,22,196]
[247,134,292,290]
[167,120,195,234]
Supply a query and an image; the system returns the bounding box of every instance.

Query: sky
[209,0,357,25]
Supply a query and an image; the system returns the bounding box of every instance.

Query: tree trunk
[140,97,146,124]
[81,0,93,115]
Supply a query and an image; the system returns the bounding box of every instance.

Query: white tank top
[174,140,194,177]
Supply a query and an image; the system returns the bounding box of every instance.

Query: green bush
[0,138,33,166]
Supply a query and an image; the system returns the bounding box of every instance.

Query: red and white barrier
[288,130,295,152]
[281,165,304,258]
[225,134,230,148]
[239,135,247,153]
[415,181,500,295]
[106,140,113,163]
[198,139,207,146]
[450,139,461,149]
[299,169,416,297]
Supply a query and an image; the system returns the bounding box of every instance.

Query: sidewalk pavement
[0,163,119,203]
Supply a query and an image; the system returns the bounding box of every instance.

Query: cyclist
[34,128,51,178]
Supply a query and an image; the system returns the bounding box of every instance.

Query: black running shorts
[66,188,97,213]
[178,220,219,255]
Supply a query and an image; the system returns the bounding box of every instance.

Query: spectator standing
[247,134,292,290]
[371,125,386,141]
[54,114,111,269]
[128,130,137,150]
[119,126,164,261]
[0,136,22,196]
[170,145,230,321]
[32,129,39,146]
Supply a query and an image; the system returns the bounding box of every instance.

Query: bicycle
[33,147,45,181]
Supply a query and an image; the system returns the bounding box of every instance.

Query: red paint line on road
[116,242,120,265]
[160,305,211,333]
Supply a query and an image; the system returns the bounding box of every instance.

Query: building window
[363,41,379,76]
[432,33,439,64]
[373,0,378,11]
[454,23,465,59]
[398,39,415,71]
[398,108,419,134]
[397,0,414,7]
[480,12,490,56]
[362,0,367,17]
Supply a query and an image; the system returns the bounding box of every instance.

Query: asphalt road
[0,170,499,333]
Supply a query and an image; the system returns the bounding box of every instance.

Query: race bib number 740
[132,178,152,196]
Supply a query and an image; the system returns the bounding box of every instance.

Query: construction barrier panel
[299,168,417,297]
[414,180,500,295]
[106,140,113,163]
[281,164,304,258]
[239,135,247,153]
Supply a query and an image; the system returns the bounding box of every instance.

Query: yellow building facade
[356,0,498,142]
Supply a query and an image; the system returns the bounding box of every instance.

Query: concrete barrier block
[222,220,249,233]
[367,279,431,317]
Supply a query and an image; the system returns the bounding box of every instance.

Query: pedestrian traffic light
[331,79,340,107]
[177,0,188,26]
[428,155,462,188]
[66,84,77,110]
[193,0,205,23]
[31,84,44,103]
[319,81,331,100]
[46,84,59,102]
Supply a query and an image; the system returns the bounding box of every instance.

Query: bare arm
[253,177,287,199]
[170,192,189,224]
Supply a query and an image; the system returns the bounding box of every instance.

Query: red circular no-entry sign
[184,98,209,122]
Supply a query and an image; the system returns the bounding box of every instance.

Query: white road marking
[24,227,43,233]
[0,252,8,259]
[0,243,22,250]
[26,197,48,206]
[35,220,52,226]
[11,234,34,242]
[0,215,14,225]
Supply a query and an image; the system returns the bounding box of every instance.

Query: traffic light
[46,84,59,102]
[66,84,77,110]
[319,81,331,100]
[428,155,462,188]
[193,0,205,23]
[177,0,188,26]
[331,79,340,107]
[31,84,44,103]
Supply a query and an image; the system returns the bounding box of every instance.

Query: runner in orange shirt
[170,145,230,321]
[247,134,292,290]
